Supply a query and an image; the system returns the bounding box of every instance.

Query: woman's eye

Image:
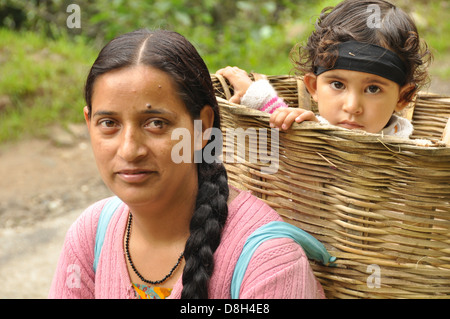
[366,85,381,94]
[146,119,167,130]
[99,119,117,128]
[331,81,345,90]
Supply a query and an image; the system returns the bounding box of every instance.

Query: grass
[199,0,342,75]
[0,29,97,142]
[0,0,343,144]
[393,0,450,78]
[0,0,449,143]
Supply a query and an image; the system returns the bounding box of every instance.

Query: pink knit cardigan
[48,188,325,299]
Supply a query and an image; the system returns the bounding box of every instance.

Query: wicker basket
[212,74,450,299]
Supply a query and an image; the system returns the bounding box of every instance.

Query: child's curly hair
[291,0,433,103]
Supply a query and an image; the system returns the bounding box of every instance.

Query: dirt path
[0,125,112,298]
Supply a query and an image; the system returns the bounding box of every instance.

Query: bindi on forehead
[146,103,152,109]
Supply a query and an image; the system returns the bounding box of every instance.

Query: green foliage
[0,28,96,142]
[402,0,450,79]
[0,0,339,142]
[0,0,341,73]
[0,0,449,142]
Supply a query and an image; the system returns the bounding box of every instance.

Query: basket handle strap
[230,221,336,299]
[297,77,312,110]
[93,196,123,273]
[214,74,232,101]
[442,117,450,146]
[400,94,417,122]
[250,72,267,81]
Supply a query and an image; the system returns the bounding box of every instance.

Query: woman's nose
[117,126,148,162]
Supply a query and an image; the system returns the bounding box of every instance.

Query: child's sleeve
[241,80,288,114]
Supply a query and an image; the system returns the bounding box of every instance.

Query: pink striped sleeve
[240,80,288,114]
[261,96,289,114]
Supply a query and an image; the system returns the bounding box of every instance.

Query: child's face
[307,69,410,133]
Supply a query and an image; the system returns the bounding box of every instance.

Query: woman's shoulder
[64,197,119,249]
[229,185,281,215]
[225,185,283,237]
[71,197,113,228]
[48,197,125,298]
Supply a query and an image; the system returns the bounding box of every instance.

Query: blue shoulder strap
[93,196,123,273]
[230,221,336,299]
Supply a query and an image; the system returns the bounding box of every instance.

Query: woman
[48,29,325,299]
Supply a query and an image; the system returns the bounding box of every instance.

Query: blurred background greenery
[0,0,449,143]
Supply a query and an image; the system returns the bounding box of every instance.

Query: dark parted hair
[291,0,432,102]
[84,29,229,299]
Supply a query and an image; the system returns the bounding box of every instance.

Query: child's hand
[216,66,253,104]
[270,107,318,130]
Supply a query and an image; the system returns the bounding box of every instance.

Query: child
[216,0,432,138]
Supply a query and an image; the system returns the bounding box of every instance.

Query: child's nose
[342,93,363,114]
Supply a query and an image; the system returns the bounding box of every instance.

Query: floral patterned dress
[132,283,172,299]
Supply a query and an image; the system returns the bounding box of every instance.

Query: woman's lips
[338,121,364,130]
[116,169,154,183]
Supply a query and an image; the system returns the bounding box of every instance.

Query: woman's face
[84,65,201,209]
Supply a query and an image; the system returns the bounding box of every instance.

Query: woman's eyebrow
[92,108,176,117]
[142,109,168,114]
[92,110,118,117]
[141,108,177,117]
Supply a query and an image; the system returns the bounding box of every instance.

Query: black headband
[314,41,407,86]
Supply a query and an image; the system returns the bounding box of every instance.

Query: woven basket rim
[216,96,450,152]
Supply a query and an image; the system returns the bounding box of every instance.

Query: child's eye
[331,81,345,90]
[366,85,381,94]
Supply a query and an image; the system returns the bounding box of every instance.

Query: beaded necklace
[125,212,184,285]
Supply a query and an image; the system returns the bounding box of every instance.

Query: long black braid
[181,161,229,298]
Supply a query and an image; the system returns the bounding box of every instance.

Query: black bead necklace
[125,212,184,285]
